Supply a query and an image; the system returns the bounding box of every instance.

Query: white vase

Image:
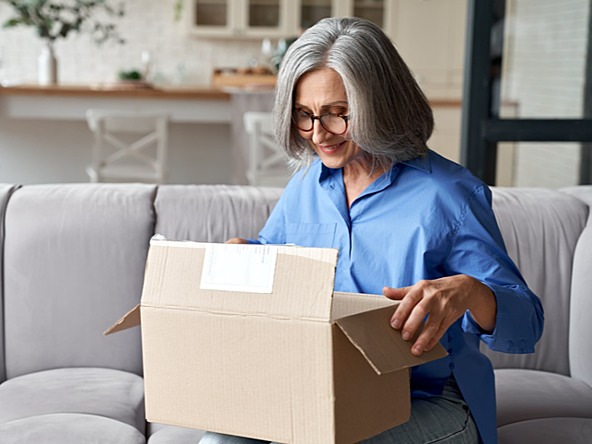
[38,42,57,85]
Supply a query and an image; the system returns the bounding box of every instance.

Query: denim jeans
[199,376,479,444]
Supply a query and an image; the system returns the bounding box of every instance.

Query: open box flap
[104,304,141,335]
[137,239,339,322]
[336,305,448,375]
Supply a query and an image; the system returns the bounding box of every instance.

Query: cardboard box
[106,239,446,443]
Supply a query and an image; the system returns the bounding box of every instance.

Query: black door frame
[460,0,592,185]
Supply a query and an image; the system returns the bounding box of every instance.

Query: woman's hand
[384,275,497,356]
[225,237,248,244]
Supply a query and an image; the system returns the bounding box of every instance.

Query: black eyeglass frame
[292,109,350,135]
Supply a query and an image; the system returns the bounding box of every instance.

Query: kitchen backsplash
[0,0,267,86]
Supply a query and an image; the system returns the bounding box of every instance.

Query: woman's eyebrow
[294,101,349,110]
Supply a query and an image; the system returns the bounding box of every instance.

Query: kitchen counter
[0,83,234,123]
[0,84,231,100]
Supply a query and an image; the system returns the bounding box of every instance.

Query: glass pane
[496,141,582,188]
[498,0,589,119]
[195,0,228,27]
[248,0,280,28]
[300,0,332,30]
[353,0,384,28]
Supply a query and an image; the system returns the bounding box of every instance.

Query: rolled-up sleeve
[446,185,544,353]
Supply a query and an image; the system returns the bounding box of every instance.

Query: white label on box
[200,244,277,293]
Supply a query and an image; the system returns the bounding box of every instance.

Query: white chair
[86,109,170,184]
[243,111,291,187]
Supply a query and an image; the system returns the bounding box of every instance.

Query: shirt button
[449,362,455,370]
[447,348,454,355]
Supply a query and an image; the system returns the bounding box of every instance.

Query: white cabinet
[292,0,396,34]
[185,0,397,39]
[186,0,291,38]
[388,0,467,99]
[340,0,397,37]
[293,0,337,31]
[185,0,467,100]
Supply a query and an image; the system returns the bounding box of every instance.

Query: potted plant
[1,0,125,85]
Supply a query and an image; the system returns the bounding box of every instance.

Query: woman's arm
[386,184,543,357]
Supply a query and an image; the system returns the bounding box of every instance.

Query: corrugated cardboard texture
[336,306,448,375]
[331,291,397,321]
[332,325,410,443]
[103,304,141,335]
[141,306,335,443]
[142,241,338,321]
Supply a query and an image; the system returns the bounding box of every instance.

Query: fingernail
[391,319,401,330]
[402,331,410,341]
[412,345,423,355]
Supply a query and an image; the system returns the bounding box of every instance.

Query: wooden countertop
[0,84,462,106]
[0,84,232,100]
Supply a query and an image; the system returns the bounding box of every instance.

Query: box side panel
[287,323,335,444]
[332,325,410,443]
[142,306,290,441]
[141,307,335,443]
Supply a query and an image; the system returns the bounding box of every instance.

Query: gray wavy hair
[273,17,434,170]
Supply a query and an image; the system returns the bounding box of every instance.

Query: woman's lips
[319,141,346,154]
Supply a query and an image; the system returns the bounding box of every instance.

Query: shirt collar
[400,151,432,174]
[317,150,432,186]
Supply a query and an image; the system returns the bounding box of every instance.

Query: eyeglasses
[292,109,349,135]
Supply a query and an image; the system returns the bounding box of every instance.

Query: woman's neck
[342,158,386,207]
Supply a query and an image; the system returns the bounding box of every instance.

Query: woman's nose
[310,119,332,144]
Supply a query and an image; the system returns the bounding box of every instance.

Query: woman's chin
[318,155,346,170]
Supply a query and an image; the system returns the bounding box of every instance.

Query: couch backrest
[0,185,19,383]
[154,184,283,242]
[560,186,592,386]
[3,184,156,379]
[486,187,588,375]
[3,182,588,382]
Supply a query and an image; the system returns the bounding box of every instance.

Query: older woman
[207,17,544,444]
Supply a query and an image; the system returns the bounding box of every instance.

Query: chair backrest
[86,109,170,184]
[243,111,291,187]
[484,187,588,376]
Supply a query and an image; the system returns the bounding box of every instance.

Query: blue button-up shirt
[256,150,544,444]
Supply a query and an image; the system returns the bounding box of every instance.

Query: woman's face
[294,68,366,171]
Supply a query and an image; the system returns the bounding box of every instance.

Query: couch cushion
[487,188,588,375]
[498,417,592,444]
[0,367,145,432]
[4,184,156,377]
[154,184,282,242]
[0,413,145,444]
[148,425,206,443]
[495,368,592,427]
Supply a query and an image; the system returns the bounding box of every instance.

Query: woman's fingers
[385,277,471,356]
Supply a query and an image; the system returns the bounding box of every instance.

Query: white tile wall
[501,0,590,187]
[0,0,264,86]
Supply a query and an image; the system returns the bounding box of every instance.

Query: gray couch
[0,182,589,444]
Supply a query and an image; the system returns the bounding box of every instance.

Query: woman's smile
[318,140,346,154]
